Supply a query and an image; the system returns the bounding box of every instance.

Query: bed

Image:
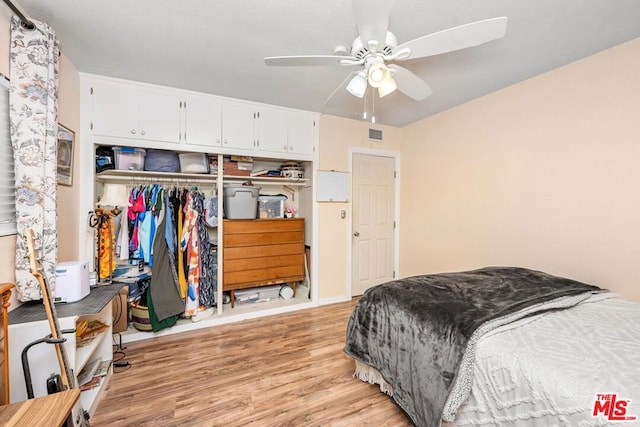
[343,266,640,426]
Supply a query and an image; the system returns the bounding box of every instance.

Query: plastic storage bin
[235,285,281,305]
[113,147,146,171]
[258,195,287,218]
[179,153,209,173]
[144,149,180,172]
[223,184,260,219]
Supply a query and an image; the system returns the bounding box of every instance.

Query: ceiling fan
[265,0,507,105]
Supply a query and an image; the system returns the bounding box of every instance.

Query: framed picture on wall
[56,124,74,186]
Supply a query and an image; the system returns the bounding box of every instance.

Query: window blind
[0,75,16,236]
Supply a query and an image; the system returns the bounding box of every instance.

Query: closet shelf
[96,170,217,184]
[95,170,308,187]
[223,175,308,187]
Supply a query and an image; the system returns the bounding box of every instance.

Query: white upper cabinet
[138,88,181,143]
[221,102,256,152]
[255,107,288,155]
[91,80,181,144]
[181,94,222,147]
[287,111,316,157]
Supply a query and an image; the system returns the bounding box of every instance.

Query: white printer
[55,261,90,303]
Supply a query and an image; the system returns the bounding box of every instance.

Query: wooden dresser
[223,218,305,307]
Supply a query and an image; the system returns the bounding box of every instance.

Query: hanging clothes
[146,287,177,332]
[172,188,188,299]
[116,203,130,261]
[129,186,146,257]
[180,191,201,317]
[149,194,184,323]
[193,191,216,307]
[97,210,116,279]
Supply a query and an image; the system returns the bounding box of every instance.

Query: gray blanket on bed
[343,266,604,427]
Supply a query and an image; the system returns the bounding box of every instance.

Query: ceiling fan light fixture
[377,76,397,98]
[367,62,389,88]
[346,72,367,98]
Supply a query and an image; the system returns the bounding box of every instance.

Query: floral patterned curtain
[10,16,60,301]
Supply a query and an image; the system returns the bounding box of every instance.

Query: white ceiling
[12,0,640,127]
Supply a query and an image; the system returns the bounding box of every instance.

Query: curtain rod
[2,0,35,30]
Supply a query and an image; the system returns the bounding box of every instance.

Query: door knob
[353,231,360,237]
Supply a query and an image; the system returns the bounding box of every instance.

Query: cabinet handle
[217,138,221,144]
[130,129,136,134]
[284,145,287,150]
[140,130,146,136]
[223,139,228,144]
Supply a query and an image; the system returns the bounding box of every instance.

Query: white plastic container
[55,261,90,302]
[179,153,209,173]
[113,147,146,171]
[223,184,260,219]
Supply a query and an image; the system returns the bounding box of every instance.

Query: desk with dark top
[8,283,125,326]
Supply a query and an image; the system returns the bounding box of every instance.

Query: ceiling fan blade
[352,0,391,50]
[265,55,356,66]
[324,71,358,107]
[388,64,432,101]
[393,16,508,60]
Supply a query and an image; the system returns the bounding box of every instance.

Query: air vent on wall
[368,128,383,142]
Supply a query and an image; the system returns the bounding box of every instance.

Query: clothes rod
[2,0,35,30]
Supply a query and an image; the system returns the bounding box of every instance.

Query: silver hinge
[393,271,396,279]
[90,87,93,95]
[394,170,396,178]
[393,221,396,229]
[90,122,93,130]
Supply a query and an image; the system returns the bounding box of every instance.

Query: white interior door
[352,153,396,296]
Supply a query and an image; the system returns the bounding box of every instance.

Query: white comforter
[450,293,640,426]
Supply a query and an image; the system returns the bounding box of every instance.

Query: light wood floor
[90,299,413,426]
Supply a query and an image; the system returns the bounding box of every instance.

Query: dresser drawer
[224,266,304,290]
[224,231,303,247]
[223,218,304,235]
[224,243,304,260]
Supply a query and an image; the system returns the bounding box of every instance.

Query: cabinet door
[91,81,139,139]
[221,103,256,152]
[138,89,181,143]
[287,112,316,156]
[182,94,222,147]
[255,107,288,155]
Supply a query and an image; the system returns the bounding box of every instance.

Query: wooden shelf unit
[223,218,305,307]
